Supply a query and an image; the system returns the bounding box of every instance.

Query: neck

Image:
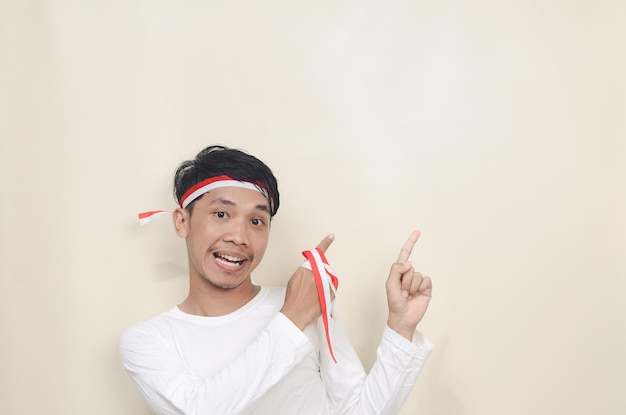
[179,280,261,317]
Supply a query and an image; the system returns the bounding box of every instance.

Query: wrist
[386,315,417,341]
[280,308,309,331]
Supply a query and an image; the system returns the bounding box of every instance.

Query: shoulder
[243,285,287,315]
[119,308,179,352]
[262,285,287,302]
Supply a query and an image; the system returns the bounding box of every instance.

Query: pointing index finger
[316,233,335,253]
[396,230,421,263]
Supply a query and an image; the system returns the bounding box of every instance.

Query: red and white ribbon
[138,175,273,224]
[179,175,271,209]
[138,210,170,225]
[301,248,339,363]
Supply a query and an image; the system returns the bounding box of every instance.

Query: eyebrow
[210,197,270,214]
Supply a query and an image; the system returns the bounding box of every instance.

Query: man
[120,145,433,414]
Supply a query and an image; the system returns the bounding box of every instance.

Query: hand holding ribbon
[280,234,338,362]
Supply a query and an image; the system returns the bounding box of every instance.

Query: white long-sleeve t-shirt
[120,286,432,415]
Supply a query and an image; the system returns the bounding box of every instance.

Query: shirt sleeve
[120,312,314,415]
[319,317,432,415]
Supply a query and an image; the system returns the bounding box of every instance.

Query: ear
[172,207,189,238]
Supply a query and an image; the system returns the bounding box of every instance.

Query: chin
[208,277,248,291]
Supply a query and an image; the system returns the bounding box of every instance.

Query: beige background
[1,1,625,414]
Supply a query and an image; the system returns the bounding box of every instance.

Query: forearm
[351,326,431,415]
[322,321,432,415]
[121,313,313,415]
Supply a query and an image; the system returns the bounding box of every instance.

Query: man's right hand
[280,234,335,331]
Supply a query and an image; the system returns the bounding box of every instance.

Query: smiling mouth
[213,253,246,268]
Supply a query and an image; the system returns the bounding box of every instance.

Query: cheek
[253,233,270,258]
[187,231,213,259]
[186,238,205,263]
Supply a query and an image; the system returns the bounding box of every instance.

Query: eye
[250,218,265,227]
[214,211,228,219]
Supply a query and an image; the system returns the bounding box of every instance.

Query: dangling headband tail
[138,210,170,225]
[301,248,339,363]
[137,175,274,224]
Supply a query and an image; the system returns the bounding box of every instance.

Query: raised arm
[120,308,312,415]
[321,231,433,415]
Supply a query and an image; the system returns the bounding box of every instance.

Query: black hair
[173,145,280,217]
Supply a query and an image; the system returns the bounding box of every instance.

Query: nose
[223,218,249,246]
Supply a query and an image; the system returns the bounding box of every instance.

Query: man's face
[176,186,271,291]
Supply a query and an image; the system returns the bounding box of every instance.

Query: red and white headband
[138,175,274,225]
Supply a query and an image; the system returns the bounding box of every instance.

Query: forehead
[199,186,271,213]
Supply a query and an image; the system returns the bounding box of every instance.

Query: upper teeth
[218,254,244,263]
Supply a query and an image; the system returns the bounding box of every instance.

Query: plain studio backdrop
[1,1,624,414]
